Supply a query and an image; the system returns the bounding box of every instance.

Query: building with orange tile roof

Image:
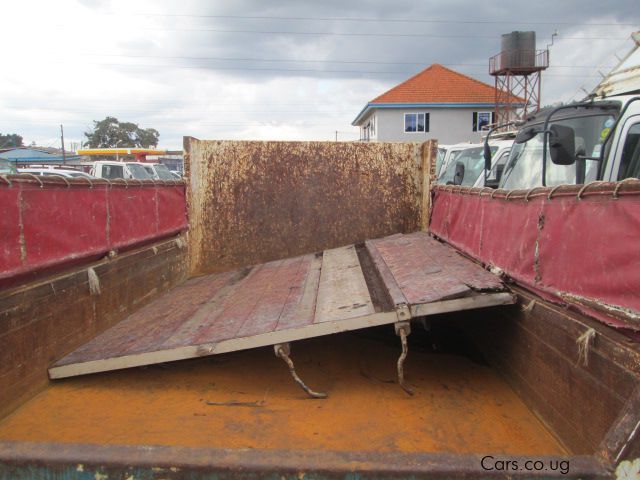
[352,64,524,143]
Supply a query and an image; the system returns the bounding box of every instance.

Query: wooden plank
[48,311,398,379]
[54,269,243,365]
[421,140,438,230]
[276,253,322,331]
[51,254,323,374]
[368,232,504,306]
[599,385,640,464]
[314,245,374,323]
[410,292,515,317]
[364,238,407,308]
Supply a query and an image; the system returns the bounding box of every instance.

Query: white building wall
[372,108,491,145]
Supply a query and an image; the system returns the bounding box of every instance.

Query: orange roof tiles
[370,64,522,104]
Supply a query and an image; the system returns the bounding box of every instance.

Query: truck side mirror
[483,143,492,171]
[453,161,465,185]
[549,124,576,165]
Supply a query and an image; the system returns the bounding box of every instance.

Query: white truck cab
[438,139,514,187]
[497,95,640,189]
[90,161,153,181]
[436,142,476,184]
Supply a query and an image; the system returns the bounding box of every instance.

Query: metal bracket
[394,321,414,396]
[274,343,328,399]
[395,303,411,322]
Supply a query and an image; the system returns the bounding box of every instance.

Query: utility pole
[60,124,66,164]
[335,130,338,141]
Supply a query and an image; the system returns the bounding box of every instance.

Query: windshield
[441,146,497,186]
[501,113,615,189]
[437,149,463,183]
[0,159,17,174]
[153,164,175,180]
[436,148,446,176]
[127,163,153,180]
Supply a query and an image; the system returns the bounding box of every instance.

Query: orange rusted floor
[0,331,566,455]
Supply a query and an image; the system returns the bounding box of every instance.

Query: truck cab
[498,96,640,189]
[436,142,477,185]
[438,139,513,187]
[497,32,640,189]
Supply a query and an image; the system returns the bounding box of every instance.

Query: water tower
[489,31,549,125]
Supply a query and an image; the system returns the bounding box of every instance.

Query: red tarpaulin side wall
[0,177,188,287]
[430,182,640,331]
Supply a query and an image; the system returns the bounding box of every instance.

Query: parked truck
[0,137,638,479]
[90,160,154,180]
[485,31,640,190]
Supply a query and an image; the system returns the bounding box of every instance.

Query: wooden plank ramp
[49,247,394,379]
[49,234,514,380]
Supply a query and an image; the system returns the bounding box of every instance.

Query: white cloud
[0,0,637,149]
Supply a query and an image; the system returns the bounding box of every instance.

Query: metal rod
[274,344,328,399]
[396,326,414,396]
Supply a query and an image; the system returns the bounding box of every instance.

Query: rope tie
[576,328,596,367]
[88,267,101,296]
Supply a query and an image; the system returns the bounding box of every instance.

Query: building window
[404,113,430,133]
[473,111,495,132]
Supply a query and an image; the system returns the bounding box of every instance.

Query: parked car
[17,168,95,179]
[0,159,17,175]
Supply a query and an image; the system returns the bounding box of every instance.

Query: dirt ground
[0,328,565,455]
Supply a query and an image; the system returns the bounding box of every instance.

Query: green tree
[0,133,24,148]
[83,117,160,148]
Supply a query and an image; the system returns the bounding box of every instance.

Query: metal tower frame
[490,49,549,125]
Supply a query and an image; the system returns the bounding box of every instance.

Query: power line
[57,24,625,41]
[107,12,639,27]
[75,53,615,69]
[21,59,604,77]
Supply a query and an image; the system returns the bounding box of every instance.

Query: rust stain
[184,139,425,276]
[0,333,565,456]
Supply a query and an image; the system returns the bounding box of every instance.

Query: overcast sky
[1,0,638,149]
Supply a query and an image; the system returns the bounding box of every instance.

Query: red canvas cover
[0,177,187,287]
[430,183,640,331]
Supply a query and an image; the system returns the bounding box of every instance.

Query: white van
[90,161,153,180]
